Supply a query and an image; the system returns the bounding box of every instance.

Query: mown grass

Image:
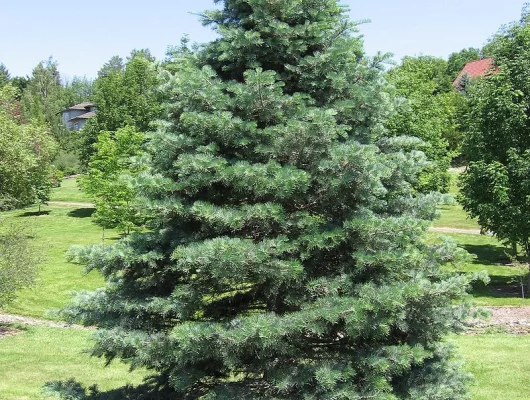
[50,176,92,203]
[434,170,480,230]
[428,231,529,306]
[0,327,526,400]
[0,204,120,319]
[430,170,530,306]
[447,169,461,196]
[0,325,145,400]
[455,334,530,400]
[434,204,480,230]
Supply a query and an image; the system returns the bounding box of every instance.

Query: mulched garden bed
[467,306,530,334]
[0,324,23,338]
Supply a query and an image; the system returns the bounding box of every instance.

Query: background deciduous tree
[20,58,77,158]
[446,47,481,80]
[82,126,146,234]
[0,63,10,87]
[21,58,63,125]
[460,9,530,259]
[62,76,94,109]
[0,85,57,210]
[97,55,124,78]
[0,221,40,306]
[386,56,464,192]
[79,50,161,167]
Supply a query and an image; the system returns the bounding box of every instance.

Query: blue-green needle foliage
[63,1,476,398]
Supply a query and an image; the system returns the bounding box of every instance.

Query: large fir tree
[65,1,475,398]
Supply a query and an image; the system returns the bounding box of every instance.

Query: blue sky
[0,0,525,80]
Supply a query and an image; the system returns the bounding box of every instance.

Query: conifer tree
[0,63,10,87]
[64,1,475,398]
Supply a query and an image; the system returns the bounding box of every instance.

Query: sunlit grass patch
[0,204,120,319]
[455,333,530,400]
[51,176,92,203]
[0,325,145,399]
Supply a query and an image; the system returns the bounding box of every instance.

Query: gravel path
[467,307,530,334]
[430,226,482,235]
[3,307,530,336]
[48,201,95,208]
[45,203,484,236]
[0,312,89,331]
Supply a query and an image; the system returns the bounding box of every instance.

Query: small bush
[0,221,40,306]
[53,150,81,176]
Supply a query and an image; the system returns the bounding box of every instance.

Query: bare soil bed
[468,306,530,334]
[0,312,90,338]
[3,306,530,338]
[0,325,22,338]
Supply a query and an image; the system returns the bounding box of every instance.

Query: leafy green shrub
[0,221,40,306]
[53,150,81,176]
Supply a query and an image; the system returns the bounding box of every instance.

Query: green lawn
[455,334,530,400]
[0,325,145,400]
[451,233,523,306]
[50,176,92,203]
[0,204,120,319]
[0,326,526,400]
[11,171,520,314]
[0,180,135,399]
[434,171,480,230]
[448,169,461,196]
[430,170,530,306]
[428,231,529,306]
[434,203,480,230]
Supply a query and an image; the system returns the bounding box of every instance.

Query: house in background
[60,101,96,131]
[453,58,496,90]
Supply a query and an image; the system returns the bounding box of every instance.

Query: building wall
[75,119,89,131]
[61,109,91,130]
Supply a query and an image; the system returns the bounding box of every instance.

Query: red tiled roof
[453,58,496,87]
[69,111,96,121]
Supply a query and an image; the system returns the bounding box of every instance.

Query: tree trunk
[526,269,530,299]
[512,241,518,258]
[523,239,530,293]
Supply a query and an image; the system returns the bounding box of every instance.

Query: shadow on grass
[461,243,510,265]
[15,210,51,217]
[43,378,174,400]
[108,236,124,241]
[471,277,523,299]
[460,243,526,299]
[68,208,95,218]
